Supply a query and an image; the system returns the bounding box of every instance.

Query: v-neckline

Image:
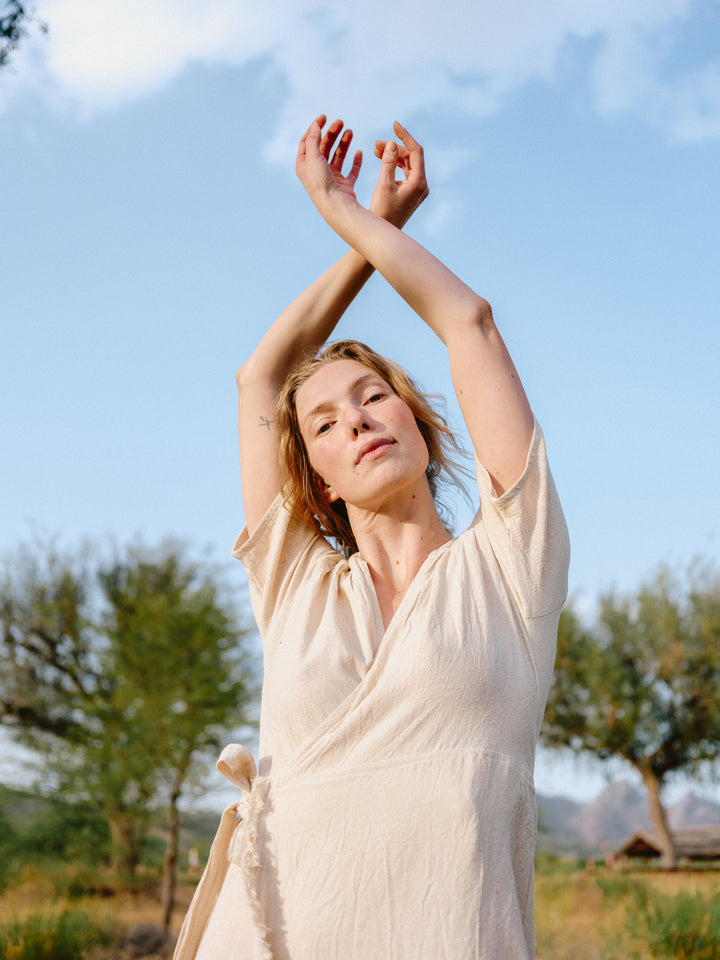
[353,536,454,637]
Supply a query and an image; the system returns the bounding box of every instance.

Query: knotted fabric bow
[171,744,273,960]
[217,744,273,960]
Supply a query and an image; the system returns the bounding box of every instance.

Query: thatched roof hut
[615,826,720,863]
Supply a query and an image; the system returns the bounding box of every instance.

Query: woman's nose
[352,421,370,437]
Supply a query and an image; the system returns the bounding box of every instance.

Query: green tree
[1,1,47,67]
[0,540,257,928]
[98,549,257,930]
[542,562,720,869]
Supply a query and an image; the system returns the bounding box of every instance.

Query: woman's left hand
[370,121,429,229]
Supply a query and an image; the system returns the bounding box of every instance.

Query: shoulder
[468,419,570,618]
[233,494,342,598]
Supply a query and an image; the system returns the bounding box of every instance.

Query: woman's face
[295,358,430,511]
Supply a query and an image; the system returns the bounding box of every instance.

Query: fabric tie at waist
[171,744,273,960]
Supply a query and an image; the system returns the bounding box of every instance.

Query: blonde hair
[276,340,470,557]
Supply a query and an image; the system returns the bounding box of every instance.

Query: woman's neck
[348,482,451,628]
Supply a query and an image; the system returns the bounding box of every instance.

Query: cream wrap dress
[174,419,570,960]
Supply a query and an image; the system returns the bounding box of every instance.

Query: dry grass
[0,865,197,948]
[3,861,720,958]
[535,864,720,960]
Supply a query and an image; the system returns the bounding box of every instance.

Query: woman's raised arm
[237,117,428,535]
[296,119,533,496]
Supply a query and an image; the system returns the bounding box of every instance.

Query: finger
[346,149,363,187]
[374,139,386,159]
[393,120,425,179]
[321,118,343,159]
[392,121,423,159]
[302,119,324,159]
[299,116,325,152]
[301,114,326,141]
[380,140,399,183]
[392,120,420,149]
[331,128,354,170]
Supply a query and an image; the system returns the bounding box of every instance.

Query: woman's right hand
[370,121,429,229]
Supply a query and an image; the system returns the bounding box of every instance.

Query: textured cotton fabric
[175,419,569,960]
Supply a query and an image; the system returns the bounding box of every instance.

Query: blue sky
[2,0,719,805]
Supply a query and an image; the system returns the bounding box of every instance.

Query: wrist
[318,189,363,234]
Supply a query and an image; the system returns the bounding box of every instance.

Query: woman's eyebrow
[302,374,381,423]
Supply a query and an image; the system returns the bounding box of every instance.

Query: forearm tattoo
[258,415,275,430]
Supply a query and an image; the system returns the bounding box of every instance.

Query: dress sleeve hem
[475,417,542,515]
[231,492,285,564]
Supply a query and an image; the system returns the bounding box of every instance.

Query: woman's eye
[318,422,332,434]
[366,393,384,404]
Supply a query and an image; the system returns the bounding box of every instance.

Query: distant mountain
[4,779,719,864]
[668,792,720,831]
[537,781,720,856]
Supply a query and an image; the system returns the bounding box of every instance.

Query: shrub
[0,795,111,892]
[535,850,582,876]
[18,800,111,865]
[595,871,651,907]
[641,888,720,959]
[0,910,114,960]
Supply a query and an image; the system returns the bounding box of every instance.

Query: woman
[174,117,569,960]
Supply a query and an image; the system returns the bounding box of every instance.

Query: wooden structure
[615,826,720,863]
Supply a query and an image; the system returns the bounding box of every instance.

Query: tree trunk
[107,800,151,879]
[161,771,184,934]
[109,813,142,876]
[640,767,676,869]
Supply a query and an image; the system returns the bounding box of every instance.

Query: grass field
[535,859,720,959]
[2,858,720,958]
[0,865,193,958]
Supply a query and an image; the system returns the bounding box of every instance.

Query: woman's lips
[356,438,395,464]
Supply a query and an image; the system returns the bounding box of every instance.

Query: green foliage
[14,799,110,863]
[544,562,720,778]
[597,875,720,959]
[542,561,720,866]
[535,849,582,877]
[0,910,113,960]
[0,806,20,890]
[595,871,651,907]
[0,1,47,68]
[641,888,720,959]
[1,0,26,67]
[0,789,111,892]
[0,539,258,877]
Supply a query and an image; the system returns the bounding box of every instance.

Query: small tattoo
[259,415,275,430]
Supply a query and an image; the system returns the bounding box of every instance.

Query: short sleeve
[232,495,340,636]
[473,419,570,619]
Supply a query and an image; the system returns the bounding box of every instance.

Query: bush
[595,871,651,907]
[0,793,111,893]
[641,888,720,959]
[597,876,720,960]
[0,910,114,960]
[17,800,111,864]
[535,850,583,876]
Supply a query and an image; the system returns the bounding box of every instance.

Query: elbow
[476,297,495,330]
[235,360,259,396]
[467,296,495,334]
[235,363,249,394]
[236,357,284,404]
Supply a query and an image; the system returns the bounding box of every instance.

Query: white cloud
[38,0,273,105]
[7,0,720,145]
